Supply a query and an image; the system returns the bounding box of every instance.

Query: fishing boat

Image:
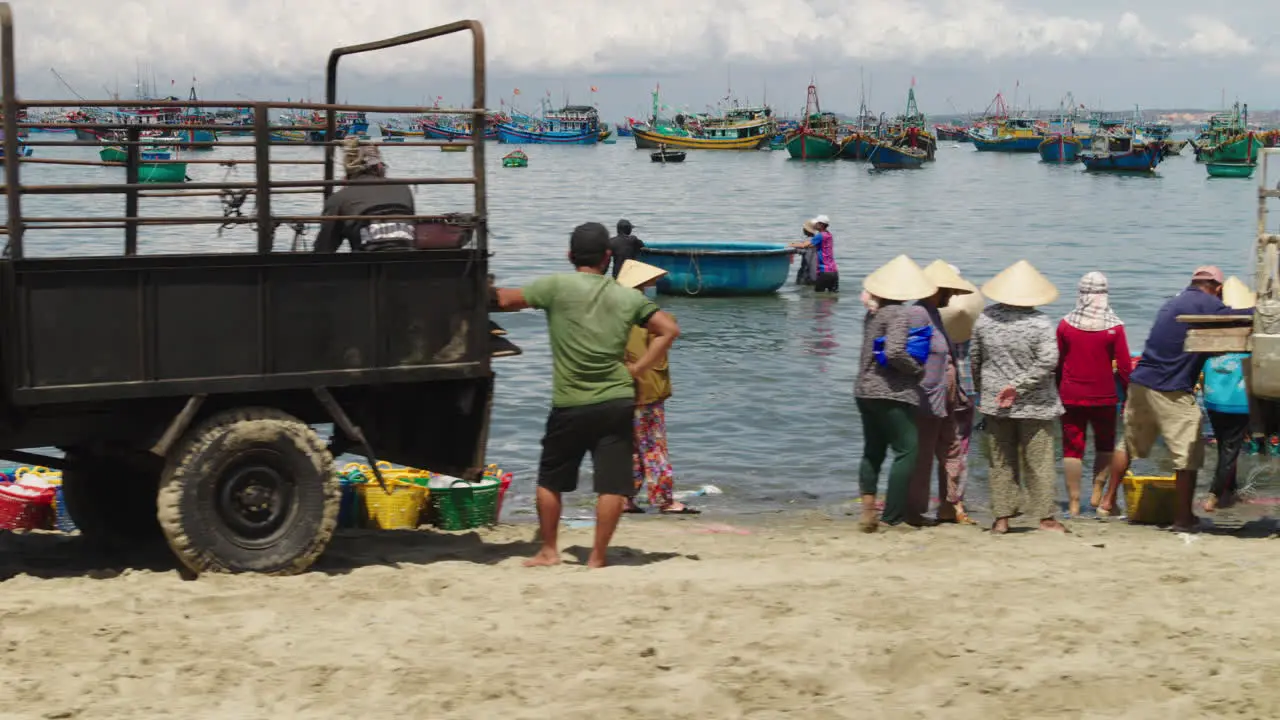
[502,149,528,167]
[934,123,969,141]
[598,127,613,142]
[637,242,794,296]
[1191,104,1259,163]
[881,87,936,160]
[269,129,309,144]
[1038,134,1082,162]
[631,88,774,150]
[420,115,500,140]
[497,103,601,145]
[1079,136,1164,172]
[868,142,926,169]
[0,142,32,160]
[615,121,634,137]
[651,148,686,163]
[1205,162,1256,178]
[441,143,468,152]
[378,117,425,137]
[970,117,1044,152]
[99,145,187,182]
[784,84,841,160]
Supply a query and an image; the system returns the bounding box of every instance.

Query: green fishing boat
[784,84,841,160]
[502,149,528,167]
[99,145,188,183]
[1199,132,1262,164]
[1205,161,1256,178]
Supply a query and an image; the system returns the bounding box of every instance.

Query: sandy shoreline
[3,511,1280,719]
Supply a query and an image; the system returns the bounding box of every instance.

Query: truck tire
[157,407,339,575]
[60,452,162,547]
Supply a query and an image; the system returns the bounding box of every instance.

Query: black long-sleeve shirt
[313,179,416,252]
[608,233,645,276]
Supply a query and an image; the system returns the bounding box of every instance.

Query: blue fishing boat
[615,121,634,137]
[497,104,601,145]
[637,242,794,296]
[1080,136,1164,172]
[1038,134,1082,162]
[868,142,926,169]
[0,142,32,160]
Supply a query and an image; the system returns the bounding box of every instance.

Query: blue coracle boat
[1038,135,1082,162]
[1080,139,1164,172]
[638,242,794,296]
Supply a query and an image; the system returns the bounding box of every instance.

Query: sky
[14,0,1280,119]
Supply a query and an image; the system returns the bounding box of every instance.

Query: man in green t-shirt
[495,222,680,568]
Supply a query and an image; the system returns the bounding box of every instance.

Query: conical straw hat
[1222,275,1256,309]
[802,220,817,234]
[616,259,668,289]
[940,286,985,342]
[923,259,977,293]
[862,254,937,302]
[981,260,1059,307]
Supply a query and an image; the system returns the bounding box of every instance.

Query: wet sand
[3,511,1280,719]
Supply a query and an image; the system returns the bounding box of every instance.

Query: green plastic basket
[428,479,500,531]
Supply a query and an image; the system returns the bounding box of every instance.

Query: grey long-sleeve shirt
[971,303,1064,420]
[855,303,925,405]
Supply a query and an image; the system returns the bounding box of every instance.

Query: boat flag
[911,76,915,87]
[590,86,598,93]
[513,88,521,95]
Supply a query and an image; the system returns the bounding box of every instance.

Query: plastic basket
[0,483,55,530]
[1123,473,1178,525]
[337,476,365,530]
[52,485,78,533]
[428,479,501,531]
[358,481,428,530]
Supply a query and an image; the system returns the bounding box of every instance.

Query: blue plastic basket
[53,485,78,533]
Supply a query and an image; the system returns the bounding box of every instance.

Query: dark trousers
[857,398,918,524]
[814,272,839,293]
[1207,410,1250,498]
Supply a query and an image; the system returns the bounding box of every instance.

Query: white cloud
[1180,16,1257,57]
[7,0,1265,90]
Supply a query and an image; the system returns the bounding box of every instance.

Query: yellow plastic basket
[357,481,428,530]
[1122,473,1178,525]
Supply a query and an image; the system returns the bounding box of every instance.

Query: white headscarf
[1064,271,1123,332]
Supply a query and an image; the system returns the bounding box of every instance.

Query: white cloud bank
[10,0,1265,87]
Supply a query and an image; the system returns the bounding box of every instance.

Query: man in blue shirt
[1098,266,1253,529]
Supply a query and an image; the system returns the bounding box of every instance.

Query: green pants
[857,398,919,524]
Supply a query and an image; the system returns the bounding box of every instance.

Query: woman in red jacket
[1056,272,1132,517]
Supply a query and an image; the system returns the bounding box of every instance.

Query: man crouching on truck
[313,138,415,252]
[494,222,680,568]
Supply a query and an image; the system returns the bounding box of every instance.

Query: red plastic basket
[0,483,56,530]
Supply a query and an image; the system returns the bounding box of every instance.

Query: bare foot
[1202,495,1219,513]
[586,553,608,569]
[1040,519,1068,533]
[990,518,1010,535]
[1090,485,1104,509]
[1068,501,1081,518]
[523,548,562,567]
[860,505,879,533]
[1096,503,1114,518]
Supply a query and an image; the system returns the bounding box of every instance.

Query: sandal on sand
[624,505,646,514]
[660,506,701,515]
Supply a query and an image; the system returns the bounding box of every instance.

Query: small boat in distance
[868,142,926,169]
[1038,134,1083,162]
[651,147,686,163]
[1080,136,1164,172]
[785,84,841,160]
[441,143,468,152]
[502,149,528,167]
[497,103,601,145]
[1205,161,1256,178]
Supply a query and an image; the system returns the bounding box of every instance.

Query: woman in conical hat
[1201,275,1256,512]
[909,261,979,524]
[1056,271,1132,517]
[972,260,1066,534]
[854,255,937,531]
[617,260,699,515]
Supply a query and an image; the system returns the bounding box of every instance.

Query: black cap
[617,218,633,234]
[569,222,610,267]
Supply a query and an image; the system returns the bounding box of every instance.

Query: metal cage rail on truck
[1251,148,1280,398]
[0,4,506,575]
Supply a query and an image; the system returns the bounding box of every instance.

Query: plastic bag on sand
[673,484,722,501]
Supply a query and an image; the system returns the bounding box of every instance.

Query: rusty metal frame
[0,5,488,260]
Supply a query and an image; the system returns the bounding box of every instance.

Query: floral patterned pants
[633,400,675,507]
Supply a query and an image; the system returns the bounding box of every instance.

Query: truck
[1,5,511,574]
[1183,149,1280,389]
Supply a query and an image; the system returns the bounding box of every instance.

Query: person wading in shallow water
[790,214,838,292]
[493,222,680,568]
[609,218,645,278]
[313,137,415,253]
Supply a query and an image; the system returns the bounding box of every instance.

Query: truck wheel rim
[216,454,294,543]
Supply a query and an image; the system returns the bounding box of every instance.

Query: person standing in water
[790,215,837,292]
[1200,276,1256,512]
[609,219,645,278]
[617,260,700,515]
[795,220,818,287]
[1055,271,1131,517]
[493,223,681,568]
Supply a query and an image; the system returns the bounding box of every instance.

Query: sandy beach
[3,511,1280,719]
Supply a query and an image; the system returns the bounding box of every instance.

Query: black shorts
[815,272,839,293]
[537,398,635,496]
